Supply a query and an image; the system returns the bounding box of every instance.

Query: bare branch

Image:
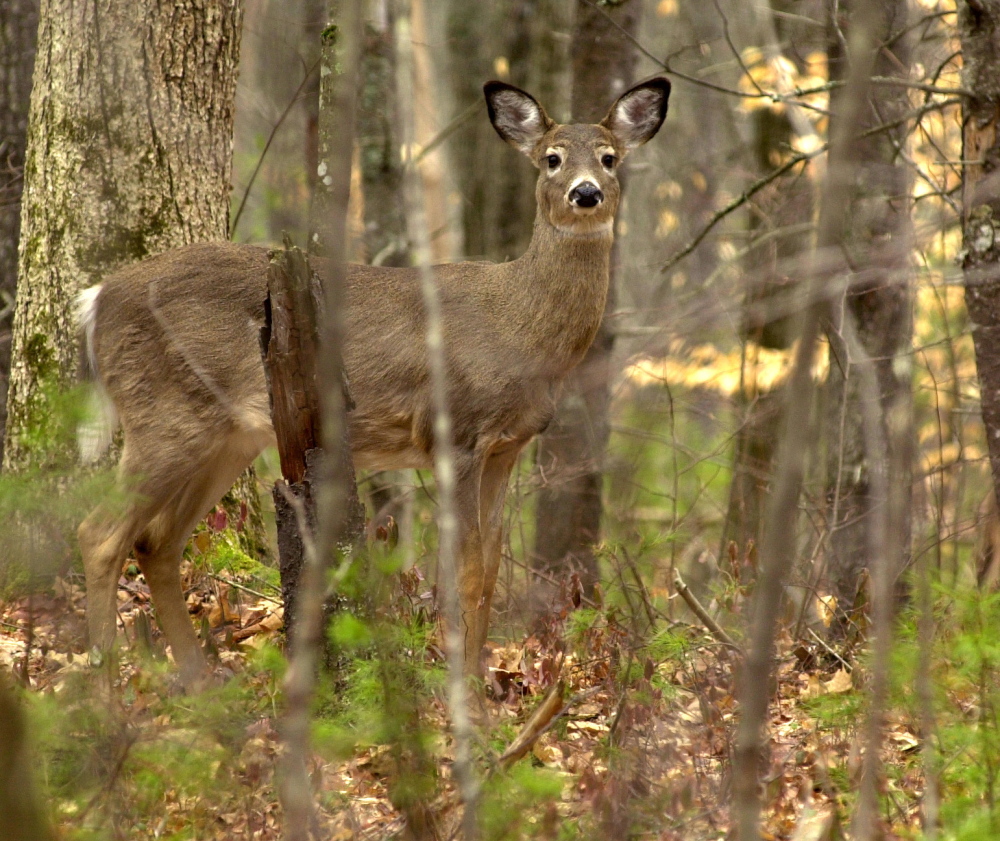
[672,570,738,649]
[395,3,479,837]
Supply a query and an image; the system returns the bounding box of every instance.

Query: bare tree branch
[732,3,884,836]
[395,3,479,838]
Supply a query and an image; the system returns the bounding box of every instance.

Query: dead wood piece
[672,570,738,649]
[498,679,567,770]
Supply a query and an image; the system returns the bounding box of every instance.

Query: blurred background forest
[2,0,999,839]
[230,0,980,640]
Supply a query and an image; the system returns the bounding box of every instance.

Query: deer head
[484,77,670,237]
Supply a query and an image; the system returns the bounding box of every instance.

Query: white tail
[77,77,670,687]
[76,285,118,463]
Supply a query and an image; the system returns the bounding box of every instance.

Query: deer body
[78,78,669,687]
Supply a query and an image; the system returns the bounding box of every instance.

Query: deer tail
[75,285,118,463]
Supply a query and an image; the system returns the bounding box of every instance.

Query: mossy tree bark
[2,0,266,553]
[530,0,638,606]
[0,0,38,461]
[961,1,1000,516]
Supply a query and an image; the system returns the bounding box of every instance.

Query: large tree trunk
[961,1,1000,515]
[2,0,265,553]
[0,0,38,462]
[822,0,913,622]
[529,0,639,605]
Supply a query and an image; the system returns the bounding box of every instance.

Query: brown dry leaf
[567,720,609,736]
[824,669,853,694]
[800,673,823,699]
[890,728,920,753]
[814,593,837,628]
[532,740,562,768]
[260,609,284,630]
[791,802,840,841]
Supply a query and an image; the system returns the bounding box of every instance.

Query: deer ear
[484,81,553,156]
[601,78,670,154]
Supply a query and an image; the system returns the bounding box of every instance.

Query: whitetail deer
[77,77,670,688]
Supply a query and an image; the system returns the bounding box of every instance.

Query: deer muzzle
[569,181,603,209]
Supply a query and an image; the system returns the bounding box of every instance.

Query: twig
[805,627,853,673]
[580,0,972,103]
[206,572,280,602]
[659,147,823,275]
[672,570,738,649]
[497,679,566,770]
[411,101,480,167]
[621,547,658,630]
[230,58,321,239]
[659,95,958,275]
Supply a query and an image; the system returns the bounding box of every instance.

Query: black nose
[569,182,603,208]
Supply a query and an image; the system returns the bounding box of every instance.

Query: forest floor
[0,552,929,841]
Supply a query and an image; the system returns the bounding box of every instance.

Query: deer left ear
[601,78,670,154]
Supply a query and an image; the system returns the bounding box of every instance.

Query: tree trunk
[530,0,639,605]
[722,4,819,559]
[961,1,1000,515]
[358,1,407,267]
[823,0,913,622]
[445,0,574,263]
[2,0,265,553]
[0,0,38,462]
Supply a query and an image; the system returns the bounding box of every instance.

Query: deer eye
[601,153,616,169]
[546,154,561,170]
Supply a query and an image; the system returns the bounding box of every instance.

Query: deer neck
[507,214,612,368]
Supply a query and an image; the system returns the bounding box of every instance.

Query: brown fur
[77,78,670,687]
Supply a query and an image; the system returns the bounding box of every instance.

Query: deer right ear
[484,81,553,156]
[601,77,671,154]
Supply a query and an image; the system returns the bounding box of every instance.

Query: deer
[76,76,670,689]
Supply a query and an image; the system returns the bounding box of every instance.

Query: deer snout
[569,181,603,209]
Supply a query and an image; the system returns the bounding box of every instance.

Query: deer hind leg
[78,495,152,663]
[78,440,203,678]
[449,454,486,676]
[473,449,520,667]
[133,433,264,688]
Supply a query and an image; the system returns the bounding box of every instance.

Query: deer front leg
[473,449,520,663]
[449,455,486,676]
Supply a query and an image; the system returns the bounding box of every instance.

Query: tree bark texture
[530,0,639,603]
[2,0,265,553]
[823,0,913,619]
[309,6,366,549]
[261,243,354,634]
[961,1,1000,512]
[4,0,242,465]
[0,0,38,461]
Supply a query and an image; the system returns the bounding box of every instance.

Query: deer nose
[569,182,603,208]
